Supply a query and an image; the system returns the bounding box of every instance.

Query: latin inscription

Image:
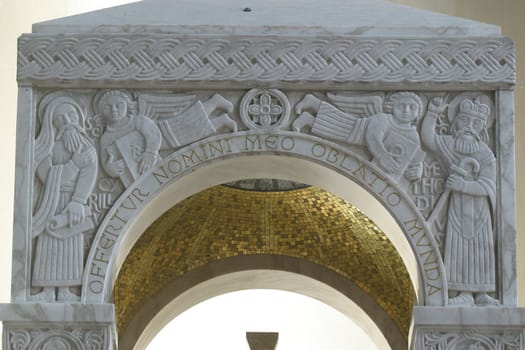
[244,135,295,152]
[404,218,442,296]
[153,139,233,185]
[412,161,445,212]
[86,133,444,304]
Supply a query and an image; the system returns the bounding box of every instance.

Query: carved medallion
[240,89,290,130]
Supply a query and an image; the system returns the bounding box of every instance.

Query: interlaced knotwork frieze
[17,35,515,84]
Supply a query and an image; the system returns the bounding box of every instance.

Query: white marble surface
[413,306,525,326]
[11,87,35,303]
[17,36,515,85]
[496,89,517,306]
[0,303,114,323]
[413,306,525,350]
[3,1,521,349]
[31,0,500,37]
[83,131,445,306]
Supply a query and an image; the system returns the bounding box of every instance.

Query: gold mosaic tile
[114,185,414,337]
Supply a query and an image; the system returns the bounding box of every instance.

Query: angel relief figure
[97,90,161,187]
[95,90,237,187]
[293,92,425,182]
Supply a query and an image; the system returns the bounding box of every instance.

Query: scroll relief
[6,326,110,350]
[422,330,521,350]
[31,90,237,301]
[293,91,498,306]
[30,88,497,307]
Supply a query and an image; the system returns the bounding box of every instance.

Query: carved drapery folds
[16,33,514,310]
[31,90,239,299]
[32,94,98,302]
[4,12,520,347]
[28,88,500,307]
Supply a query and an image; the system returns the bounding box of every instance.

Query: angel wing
[137,94,197,120]
[327,93,384,118]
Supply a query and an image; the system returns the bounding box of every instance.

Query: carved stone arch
[82,132,446,306]
[5,3,522,348]
[118,260,407,350]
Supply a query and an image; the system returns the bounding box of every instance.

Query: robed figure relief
[422,96,498,306]
[32,96,98,302]
[95,90,237,186]
[293,92,425,182]
[97,90,162,187]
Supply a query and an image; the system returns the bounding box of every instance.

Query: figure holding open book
[98,90,162,187]
[294,91,425,182]
[97,90,236,187]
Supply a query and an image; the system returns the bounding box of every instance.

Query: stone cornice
[17,34,515,85]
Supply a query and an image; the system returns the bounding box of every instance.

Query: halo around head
[93,89,134,117]
[384,91,425,121]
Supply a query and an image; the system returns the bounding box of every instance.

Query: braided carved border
[18,35,515,84]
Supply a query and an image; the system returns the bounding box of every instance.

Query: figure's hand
[106,152,126,177]
[72,146,96,168]
[428,97,448,114]
[405,162,423,182]
[138,152,158,174]
[446,174,466,192]
[378,154,399,174]
[66,200,85,227]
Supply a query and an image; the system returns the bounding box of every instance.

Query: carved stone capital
[412,307,525,350]
[419,330,522,350]
[0,303,116,350]
[4,325,114,350]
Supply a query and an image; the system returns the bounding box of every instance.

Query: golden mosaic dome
[114,183,414,338]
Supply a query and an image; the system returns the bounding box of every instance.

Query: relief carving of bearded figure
[421,95,498,306]
[32,96,97,302]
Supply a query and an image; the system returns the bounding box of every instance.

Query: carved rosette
[26,89,502,308]
[5,3,521,349]
[240,89,290,130]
